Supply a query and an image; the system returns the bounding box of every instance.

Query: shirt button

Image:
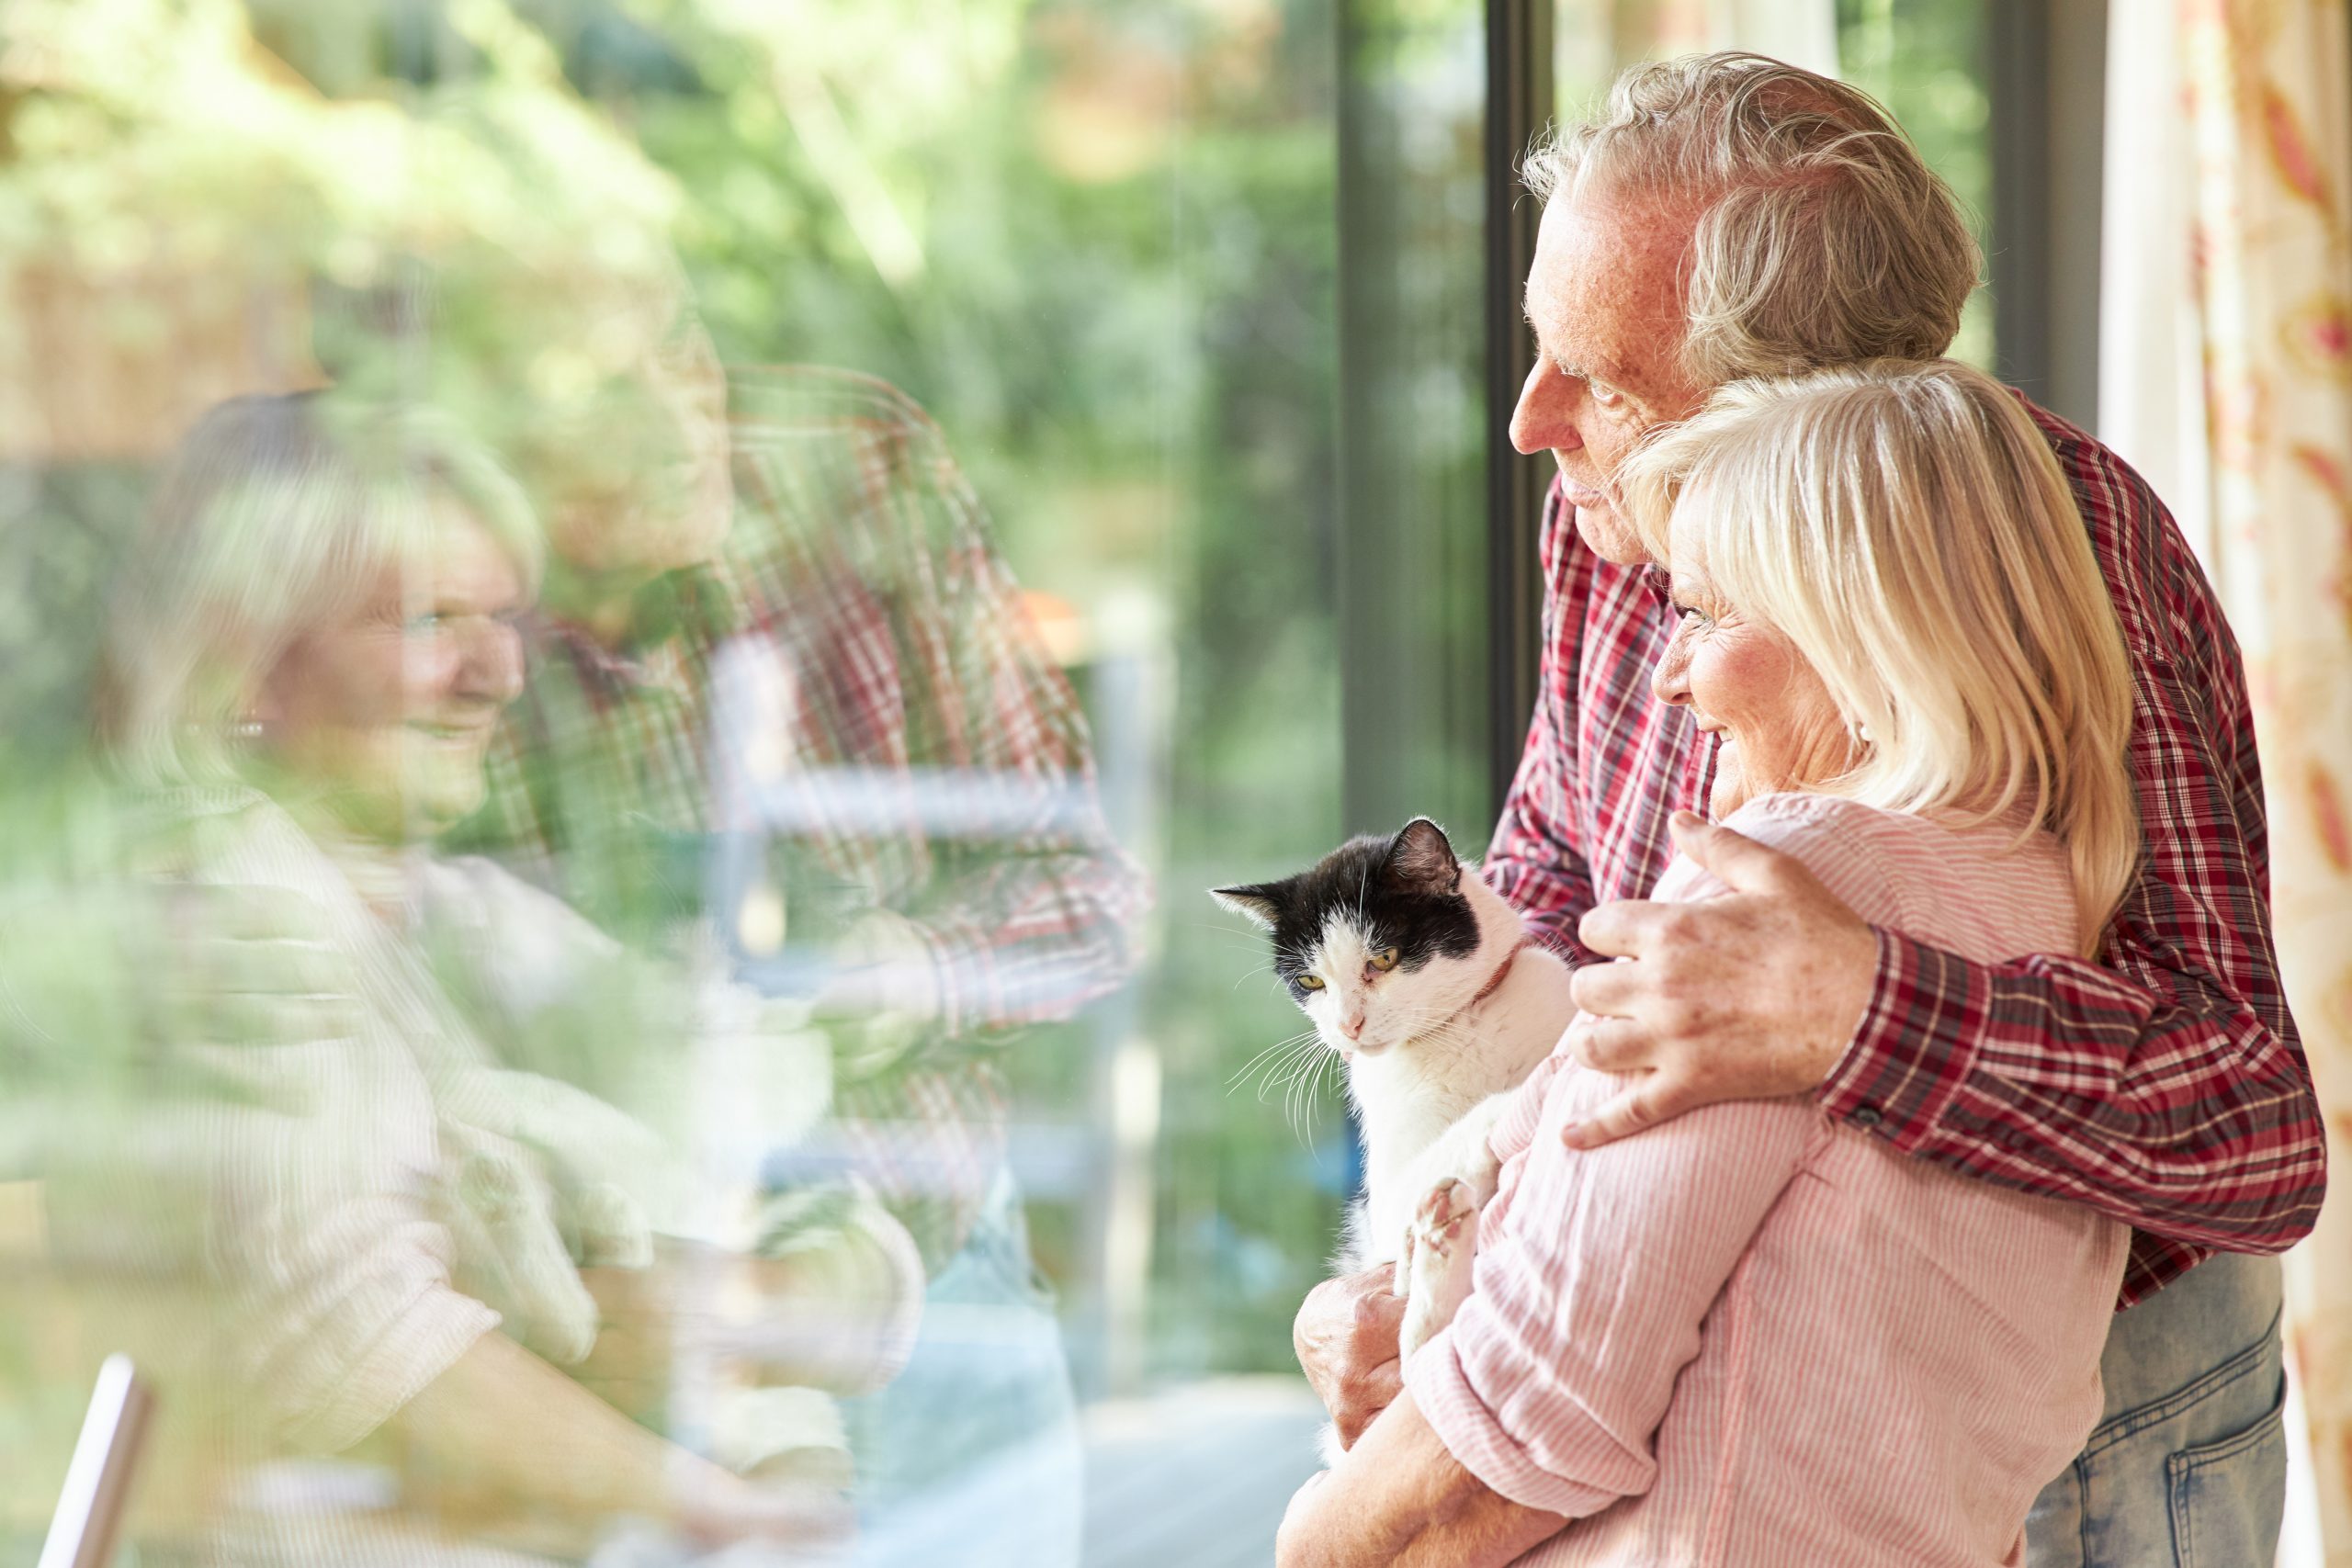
[1853,1105,1883,1129]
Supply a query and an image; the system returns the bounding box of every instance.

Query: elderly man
[1283,52,2319,1568]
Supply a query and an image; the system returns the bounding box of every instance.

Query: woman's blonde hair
[96,391,541,786]
[1618,360,2140,954]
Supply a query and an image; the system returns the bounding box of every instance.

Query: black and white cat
[1216,818,1576,1363]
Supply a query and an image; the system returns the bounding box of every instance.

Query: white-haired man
[1287,53,2318,1567]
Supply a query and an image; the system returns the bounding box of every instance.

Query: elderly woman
[1276,360,2143,1567]
[74,392,917,1562]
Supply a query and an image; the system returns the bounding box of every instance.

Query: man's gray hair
[1524,52,1982,387]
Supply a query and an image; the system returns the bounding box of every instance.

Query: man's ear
[1385,818,1460,893]
[1211,884,1286,930]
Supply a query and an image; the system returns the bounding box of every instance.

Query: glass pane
[0,1,1498,1562]
[1835,0,1996,370]
[1338,0,1493,842]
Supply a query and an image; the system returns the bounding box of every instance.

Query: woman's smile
[1647,501,1850,818]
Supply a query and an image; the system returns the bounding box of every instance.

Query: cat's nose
[1342,1014,1365,1040]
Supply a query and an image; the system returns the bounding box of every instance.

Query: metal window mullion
[1484,0,1552,820]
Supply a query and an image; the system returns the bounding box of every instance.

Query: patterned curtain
[2102,3,2352,1560]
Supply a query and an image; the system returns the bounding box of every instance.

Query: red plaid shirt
[1486,400,2324,1307]
[466,366,1147,1264]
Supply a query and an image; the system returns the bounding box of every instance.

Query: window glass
[0,0,1493,1562]
[1835,0,1996,369]
[0,2,2027,1559]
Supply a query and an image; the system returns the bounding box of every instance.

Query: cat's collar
[1468,937,1532,1008]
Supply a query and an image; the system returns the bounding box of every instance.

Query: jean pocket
[2165,1371,2288,1568]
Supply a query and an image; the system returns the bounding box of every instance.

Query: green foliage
[0,0,2021,1394]
[3,0,1373,1383]
[1837,0,1996,368]
[600,1,1363,1376]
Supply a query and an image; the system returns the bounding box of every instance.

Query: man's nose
[1510,357,1580,457]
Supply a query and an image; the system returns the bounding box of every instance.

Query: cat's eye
[1296,973,1326,991]
[1370,948,1400,972]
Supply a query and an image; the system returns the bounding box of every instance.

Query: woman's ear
[1211,884,1286,930]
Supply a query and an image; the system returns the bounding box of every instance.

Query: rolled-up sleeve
[1403,1086,1819,1519]
[275,1253,500,1454]
[220,1103,502,1454]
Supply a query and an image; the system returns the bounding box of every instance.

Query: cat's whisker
[1231,1034,1319,1099]
[1228,959,1279,993]
[1272,1050,1304,1126]
[1227,1027,1319,1082]
[1286,1054,1326,1145]
[1263,1042,1324,1100]
[1273,1037,1334,1142]
[1257,1037,1327,1107]
[1299,1047,1341,1144]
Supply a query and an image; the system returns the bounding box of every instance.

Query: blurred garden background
[0,0,1999,1557]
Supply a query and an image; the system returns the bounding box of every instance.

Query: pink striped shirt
[1407,794,2129,1567]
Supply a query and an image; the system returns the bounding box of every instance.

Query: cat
[1215,817,1577,1372]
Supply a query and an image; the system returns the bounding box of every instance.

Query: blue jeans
[840,1172,1083,1568]
[2026,1251,2288,1567]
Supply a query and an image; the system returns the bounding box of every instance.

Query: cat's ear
[1211,883,1287,930]
[1385,818,1460,894]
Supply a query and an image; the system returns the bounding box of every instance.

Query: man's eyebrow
[1583,351,1633,385]
[1525,327,1628,388]
[1520,291,1634,385]
[1522,298,1564,364]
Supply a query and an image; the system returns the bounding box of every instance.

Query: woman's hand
[398,1330,855,1559]
[584,1215,925,1405]
[1293,1265,1405,1448]
[731,1197,926,1394]
[1274,1391,1564,1568]
[671,1465,855,1556]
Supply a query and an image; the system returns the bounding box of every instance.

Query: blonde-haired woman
[65,392,907,1563]
[1277,359,2141,1568]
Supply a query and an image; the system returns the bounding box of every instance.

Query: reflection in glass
[0,0,1566,1561]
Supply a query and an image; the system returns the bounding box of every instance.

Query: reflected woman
[79,392,902,1562]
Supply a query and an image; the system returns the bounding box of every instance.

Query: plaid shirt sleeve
[728,367,1149,1265]
[459,367,1147,1269]
[1816,408,2324,1302]
[727,367,1148,1044]
[880,519,1146,1045]
[1485,494,1601,964]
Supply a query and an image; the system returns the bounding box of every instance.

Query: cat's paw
[1399,1179,1479,1359]
[1455,1138,1503,1209]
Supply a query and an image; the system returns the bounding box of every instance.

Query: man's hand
[817,909,940,1079]
[1294,1265,1406,1448]
[1562,810,1878,1151]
